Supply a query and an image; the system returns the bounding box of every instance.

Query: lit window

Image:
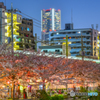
[63,37,66,39]
[21,27,23,31]
[5,19,7,23]
[19,38,21,41]
[27,28,30,31]
[5,39,7,43]
[18,17,21,20]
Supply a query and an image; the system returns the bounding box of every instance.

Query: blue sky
[1,0,100,47]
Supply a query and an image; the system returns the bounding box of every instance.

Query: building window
[94,52,96,56]
[18,17,21,20]
[94,37,96,40]
[19,38,21,42]
[29,40,31,43]
[94,42,96,45]
[55,50,60,52]
[87,37,89,39]
[87,42,90,44]
[43,50,47,53]
[27,22,29,25]
[69,37,71,39]
[27,28,30,31]
[26,39,28,43]
[87,52,90,55]
[94,47,96,50]
[21,27,23,31]
[30,23,32,26]
[22,38,24,42]
[22,21,26,24]
[87,47,89,50]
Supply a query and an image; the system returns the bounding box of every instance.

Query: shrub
[63,95,68,99]
[51,94,64,100]
[64,92,67,95]
[47,91,50,95]
[80,86,87,92]
[36,90,51,100]
[61,90,64,94]
[52,91,55,94]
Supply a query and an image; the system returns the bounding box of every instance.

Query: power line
[20,12,41,23]
[20,14,41,26]
[20,15,41,29]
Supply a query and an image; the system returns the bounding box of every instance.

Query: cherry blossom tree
[0,43,100,98]
[23,51,76,90]
[70,60,100,89]
[0,44,33,99]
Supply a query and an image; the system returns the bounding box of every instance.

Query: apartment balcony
[70,48,81,53]
[51,33,91,38]
[71,54,80,56]
[83,49,91,52]
[51,38,91,42]
[18,35,34,39]
[69,43,91,47]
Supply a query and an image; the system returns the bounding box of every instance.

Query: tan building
[17,18,35,50]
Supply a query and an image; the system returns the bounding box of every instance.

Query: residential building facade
[18,18,35,50]
[0,2,35,51]
[39,23,99,57]
[41,8,61,44]
[49,24,98,57]
[5,12,22,51]
[0,2,7,44]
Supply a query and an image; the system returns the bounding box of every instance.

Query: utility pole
[11,3,13,53]
[11,3,15,100]
[35,33,37,52]
[66,35,68,58]
[81,32,84,60]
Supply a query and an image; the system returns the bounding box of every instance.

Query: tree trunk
[12,81,15,100]
[43,80,45,90]
[66,84,67,92]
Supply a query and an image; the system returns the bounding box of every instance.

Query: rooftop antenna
[96,24,98,30]
[91,24,94,29]
[71,9,73,24]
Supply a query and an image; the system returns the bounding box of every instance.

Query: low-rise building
[18,18,35,50]
[40,23,99,57]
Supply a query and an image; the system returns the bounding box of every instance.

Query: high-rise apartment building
[41,8,61,42]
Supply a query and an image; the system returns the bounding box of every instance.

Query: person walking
[23,89,27,99]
